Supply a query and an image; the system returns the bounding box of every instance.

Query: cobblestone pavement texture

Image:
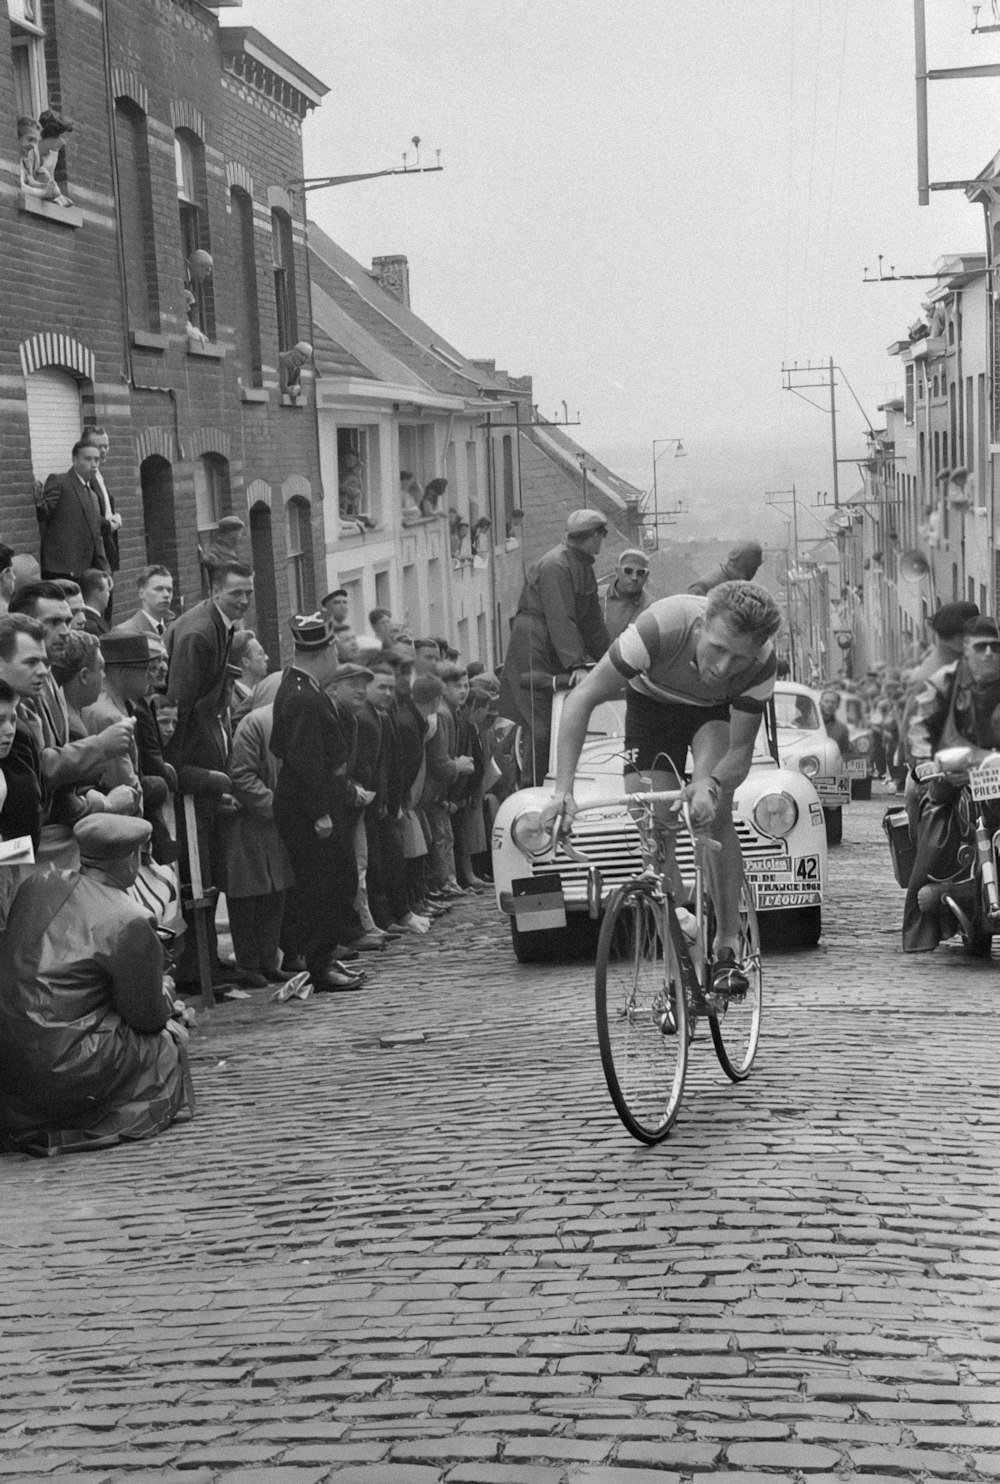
[1,792,999,1483]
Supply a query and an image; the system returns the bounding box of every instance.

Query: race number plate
[846,757,868,776]
[746,853,821,909]
[814,776,851,805]
[511,873,567,932]
[970,763,1000,802]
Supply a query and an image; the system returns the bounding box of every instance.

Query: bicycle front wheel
[595,881,689,1144]
[709,878,763,1081]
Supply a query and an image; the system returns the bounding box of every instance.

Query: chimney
[371,255,410,308]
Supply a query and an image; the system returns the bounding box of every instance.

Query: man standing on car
[499,509,610,788]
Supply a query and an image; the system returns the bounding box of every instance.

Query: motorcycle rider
[902,616,1000,952]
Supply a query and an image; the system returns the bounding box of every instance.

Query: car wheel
[851,777,872,801]
[824,806,843,846]
[760,905,821,950]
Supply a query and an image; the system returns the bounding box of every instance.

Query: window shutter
[25,369,82,482]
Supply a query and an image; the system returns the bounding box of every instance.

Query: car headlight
[852,734,871,756]
[799,753,820,778]
[752,791,799,838]
[511,810,555,859]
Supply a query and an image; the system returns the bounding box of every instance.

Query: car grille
[535,817,781,903]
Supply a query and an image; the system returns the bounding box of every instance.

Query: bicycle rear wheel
[595,881,689,1143]
[709,877,763,1081]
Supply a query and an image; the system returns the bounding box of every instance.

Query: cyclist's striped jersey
[609,595,777,713]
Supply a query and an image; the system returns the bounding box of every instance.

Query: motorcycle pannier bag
[883,806,916,888]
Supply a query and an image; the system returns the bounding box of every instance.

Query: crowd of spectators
[0,513,518,1155]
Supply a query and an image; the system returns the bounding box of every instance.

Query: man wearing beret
[689,540,763,596]
[499,509,611,787]
[0,815,193,1155]
[270,615,369,991]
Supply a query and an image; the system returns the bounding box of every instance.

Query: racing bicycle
[564,779,763,1144]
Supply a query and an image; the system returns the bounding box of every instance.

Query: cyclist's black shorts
[624,688,731,779]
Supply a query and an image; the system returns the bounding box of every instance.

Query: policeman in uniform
[269,614,369,992]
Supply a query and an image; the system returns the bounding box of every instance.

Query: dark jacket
[165,599,233,795]
[270,668,363,834]
[499,540,609,730]
[394,697,428,805]
[0,870,189,1154]
[39,469,110,580]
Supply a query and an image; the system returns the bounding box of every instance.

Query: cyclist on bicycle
[541,581,782,996]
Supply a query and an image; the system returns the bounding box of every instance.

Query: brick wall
[1,0,328,665]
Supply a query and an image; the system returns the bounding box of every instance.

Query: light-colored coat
[222,705,294,899]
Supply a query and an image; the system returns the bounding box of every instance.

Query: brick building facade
[2,0,328,663]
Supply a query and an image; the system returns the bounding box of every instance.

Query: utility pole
[766,486,800,680]
[781,361,851,508]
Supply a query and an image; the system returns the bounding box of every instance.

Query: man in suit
[270,614,369,992]
[118,564,175,640]
[79,426,122,616]
[165,560,253,994]
[79,569,112,636]
[39,441,111,584]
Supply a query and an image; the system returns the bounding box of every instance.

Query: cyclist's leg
[624,691,688,900]
[690,717,742,954]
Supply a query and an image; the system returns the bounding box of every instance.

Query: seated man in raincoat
[0,814,194,1155]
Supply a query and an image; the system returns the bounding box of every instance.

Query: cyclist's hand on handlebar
[914,760,938,783]
[683,778,719,830]
[540,792,577,839]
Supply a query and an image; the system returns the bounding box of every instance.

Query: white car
[772,682,851,845]
[492,692,827,962]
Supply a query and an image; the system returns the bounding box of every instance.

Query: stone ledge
[130,328,168,351]
[240,387,270,404]
[18,191,83,228]
[187,339,225,361]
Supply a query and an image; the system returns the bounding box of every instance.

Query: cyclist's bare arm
[537,658,626,835]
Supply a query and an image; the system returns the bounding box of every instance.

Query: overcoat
[0,871,191,1153]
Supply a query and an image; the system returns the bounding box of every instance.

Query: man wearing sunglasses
[604,549,653,641]
[904,615,1000,951]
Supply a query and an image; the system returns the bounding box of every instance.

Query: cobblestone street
[2,795,999,1484]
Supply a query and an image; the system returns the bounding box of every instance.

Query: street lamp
[644,437,686,551]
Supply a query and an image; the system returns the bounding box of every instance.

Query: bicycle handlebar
[571,789,685,811]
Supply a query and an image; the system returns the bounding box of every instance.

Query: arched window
[194,453,230,541]
[25,368,81,480]
[285,495,314,613]
[271,208,297,354]
[116,99,160,331]
[140,456,178,573]
[230,186,262,387]
[176,129,215,339]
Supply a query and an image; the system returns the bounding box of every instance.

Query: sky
[237,0,1000,545]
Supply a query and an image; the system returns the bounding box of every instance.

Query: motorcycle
[906,745,1000,957]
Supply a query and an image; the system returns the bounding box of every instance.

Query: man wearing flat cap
[0,814,193,1155]
[269,615,370,991]
[499,509,611,787]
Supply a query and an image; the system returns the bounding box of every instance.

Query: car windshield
[774,692,820,730]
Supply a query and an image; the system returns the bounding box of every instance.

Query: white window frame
[10,0,47,120]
